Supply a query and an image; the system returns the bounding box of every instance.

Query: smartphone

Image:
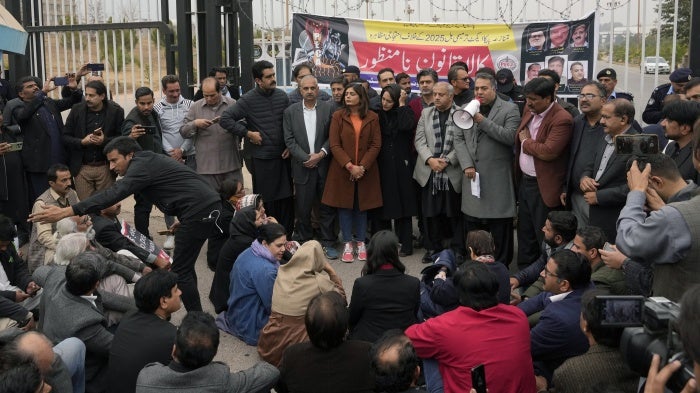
[7,142,23,152]
[54,77,69,86]
[87,63,105,71]
[92,128,103,136]
[603,242,614,252]
[615,134,659,156]
[140,125,157,134]
[471,364,487,393]
[211,116,221,124]
[595,295,645,327]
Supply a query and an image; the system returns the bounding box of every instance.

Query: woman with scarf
[209,194,274,313]
[375,84,417,256]
[216,222,287,345]
[321,83,382,263]
[257,240,345,366]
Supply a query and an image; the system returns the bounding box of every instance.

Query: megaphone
[452,98,481,130]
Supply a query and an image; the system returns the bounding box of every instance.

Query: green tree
[656,0,690,43]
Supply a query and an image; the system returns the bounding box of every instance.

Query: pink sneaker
[356,241,367,261]
[342,242,354,263]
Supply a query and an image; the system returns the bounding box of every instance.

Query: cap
[597,68,617,80]
[670,68,693,83]
[342,65,361,76]
[496,69,515,93]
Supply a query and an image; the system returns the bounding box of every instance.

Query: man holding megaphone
[453,72,521,266]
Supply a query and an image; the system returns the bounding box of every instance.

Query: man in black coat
[29,136,221,312]
[8,76,82,200]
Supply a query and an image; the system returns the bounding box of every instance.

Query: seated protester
[418,248,458,320]
[56,215,151,276]
[107,270,181,393]
[91,201,168,269]
[0,329,86,393]
[41,252,115,393]
[510,211,577,301]
[420,230,510,320]
[205,179,245,272]
[0,215,41,332]
[600,153,698,296]
[34,233,137,328]
[571,226,627,294]
[517,250,593,384]
[277,292,375,393]
[405,262,537,393]
[348,230,420,343]
[661,100,700,183]
[370,330,425,393]
[216,223,287,345]
[257,240,345,367]
[0,354,52,393]
[209,194,268,314]
[27,164,79,272]
[548,289,638,393]
[136,312,279,393]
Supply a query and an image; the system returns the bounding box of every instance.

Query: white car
[642,56,671,74]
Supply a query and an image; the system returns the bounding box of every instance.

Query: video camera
[614,134,661,171]
[595,295,695,392]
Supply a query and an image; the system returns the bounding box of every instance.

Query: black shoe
[422,250,435,264]
[413,234,424,249]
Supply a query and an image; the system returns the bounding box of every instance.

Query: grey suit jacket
[454,97,520,218]
[413,106,463,191]
[283,100,334,185]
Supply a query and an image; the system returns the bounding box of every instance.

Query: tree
[655,0,690,43]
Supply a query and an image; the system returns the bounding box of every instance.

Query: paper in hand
[471,172,481,198]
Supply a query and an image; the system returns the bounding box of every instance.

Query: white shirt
[303,102,318,153]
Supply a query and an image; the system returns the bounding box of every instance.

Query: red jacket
[405,304,537,393]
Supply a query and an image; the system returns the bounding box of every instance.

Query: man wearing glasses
[448,65,473,107]
[562,82,607,227]
[518,249,593,385]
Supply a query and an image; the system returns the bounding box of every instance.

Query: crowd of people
[0,53,699,393]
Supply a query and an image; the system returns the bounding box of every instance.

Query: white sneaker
[163,235,175,250]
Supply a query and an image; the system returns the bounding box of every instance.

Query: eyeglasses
[577,93,602,100]
[542,266,559,278]
[457,77,469,82]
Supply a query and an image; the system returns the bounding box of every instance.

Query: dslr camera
[595,295,695,392]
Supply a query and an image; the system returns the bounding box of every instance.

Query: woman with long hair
[322,83,382,263]
[376,84,417,256]
[347,230,419,342]
[216,222,287,345]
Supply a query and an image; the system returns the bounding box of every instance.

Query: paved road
[603,61,673,123]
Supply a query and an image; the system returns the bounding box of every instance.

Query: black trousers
[172,202,222,311]
[517,175,550,270]
[265,197,295,238]
[464,215,514,266]
[133,192,153,238]
[294,170,336,245]
[376,217,414,254]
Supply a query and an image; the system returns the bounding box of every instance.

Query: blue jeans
[53,337,86,393]
[423,358,444,393]
[338,207,367,243]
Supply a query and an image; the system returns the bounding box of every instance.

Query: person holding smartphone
[121,87,164,239]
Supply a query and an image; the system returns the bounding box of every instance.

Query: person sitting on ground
[277,291,375,393]
[257,240,345,367]
[136,311,279,393]
[0,215,41,332]
[41,251,115,393]
[0,352,53,393]
[0,329,86,393]
[209,198,268,313]
[517,249,593,385]
[34,232,137,328]
[371,330,426,393]
[405,262,537,393]
[548,289,638,393]
[216,223,287,345]
[106,270,181,393]
[348,230,420,343]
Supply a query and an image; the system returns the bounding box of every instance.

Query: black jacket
[0,245,33,321]
[9,90,83,173]
[220,87,289,159]
[63,100,125,175]
[72,151,219,221]
[91,214,154,264]
[121,107,163,154]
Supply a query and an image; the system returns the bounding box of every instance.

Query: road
[606,61,672,124]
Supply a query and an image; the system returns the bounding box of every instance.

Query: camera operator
[601,154,699,296]
[615,127,700,302]
[643,284,699,392]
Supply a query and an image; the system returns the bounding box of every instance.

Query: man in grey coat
[283,75,337,259]
[136,311,279,393]
[454,72,521,266]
